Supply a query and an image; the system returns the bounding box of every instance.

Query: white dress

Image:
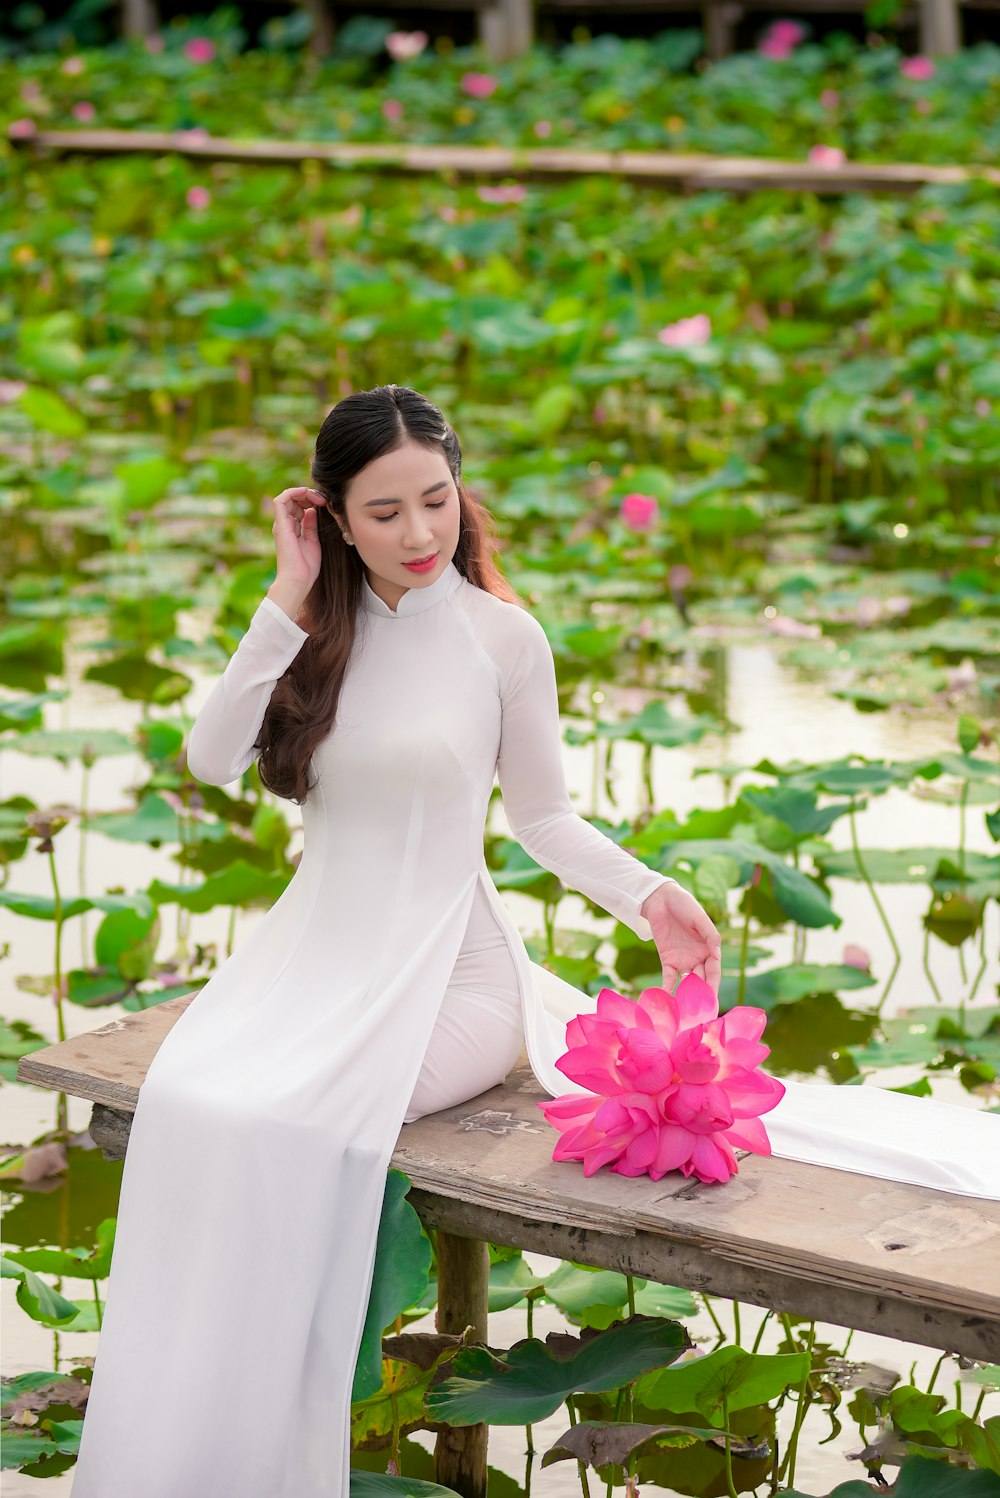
[70,559,1000,1498]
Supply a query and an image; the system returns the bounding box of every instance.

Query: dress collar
[361,558,463,618]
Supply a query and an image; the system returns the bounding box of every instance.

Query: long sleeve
[496,608,676,942]
[186,597,309,786]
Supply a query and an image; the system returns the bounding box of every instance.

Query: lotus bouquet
[538,974,785,1185]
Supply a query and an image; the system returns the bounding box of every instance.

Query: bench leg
[433,1232,489,1498]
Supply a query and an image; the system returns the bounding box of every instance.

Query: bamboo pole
[10,128,1000,193]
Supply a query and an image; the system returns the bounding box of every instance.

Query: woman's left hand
[640,881,723,996]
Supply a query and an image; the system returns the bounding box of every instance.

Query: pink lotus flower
[770,19,806,44]
[61,55,86,75]
[842,943,871,971]
[461,72,498,99]
[808,144,846,168]
[657,313,711,349]
[386,30,427,60]
[757,22,804,58]
[620,492,659,531]
[183,37,216,64]
[145,33,164,53]
[382,98,404,122]
[534,119,552,138]
[820,88,840,109]
[900,55,935,81]
[765,612,821,639]
[476,183,525,203]
[186,185,211,210]
[72,101,95,122]
[8,118,37,139]
[538,976,785,1184]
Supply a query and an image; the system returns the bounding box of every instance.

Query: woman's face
[339,440,462,609]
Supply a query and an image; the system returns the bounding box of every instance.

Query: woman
[71,385,998,1498]
[70,384,718,1498]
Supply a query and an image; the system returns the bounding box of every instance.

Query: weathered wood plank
[10,130,1000,193]
[18,997,1000,1359]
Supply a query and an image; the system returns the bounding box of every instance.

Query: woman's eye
[374,500,447,524]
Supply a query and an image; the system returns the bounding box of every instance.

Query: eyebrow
[362,480,450,508]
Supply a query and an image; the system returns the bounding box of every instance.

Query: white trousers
[403,882,524,1123]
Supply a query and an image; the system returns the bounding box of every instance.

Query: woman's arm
[496,609,677,942]
[186,484,326,786]
[185,597,308,786]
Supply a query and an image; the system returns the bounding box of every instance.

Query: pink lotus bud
[769,19,806,44]
[476,183,526,203]
[386,30,428,60]
[145,33,164,52]
[842,944,871,971]
[620,492,659,531]
[183,37,217,64]
[975,398,991,418]
[8,118,37,139]
[758,35,794,58]
[381,98,404,122]
[534,119,552,138]
[900,55,935,81]
[61,55,86,75]
[808,144,846,168]
[72,101,95,122]
[657,313,711,348]
[186,185,211,210]
[820,88,840,109]
[460,72,498,99]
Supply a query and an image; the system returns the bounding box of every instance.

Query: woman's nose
[403,512,435,547]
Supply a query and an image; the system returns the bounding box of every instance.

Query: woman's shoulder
[454,579,550,677]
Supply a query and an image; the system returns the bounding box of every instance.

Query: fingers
[271,487,327,519]
[705,944,723,997]
[660,963,678,993]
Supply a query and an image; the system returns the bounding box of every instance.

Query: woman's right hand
[266,487,328,622]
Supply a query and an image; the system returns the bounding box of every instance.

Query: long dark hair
[257,385,522,803]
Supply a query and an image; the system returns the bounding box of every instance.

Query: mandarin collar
[361,559,463,618]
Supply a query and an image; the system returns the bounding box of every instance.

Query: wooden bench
[17,993,1000,1492]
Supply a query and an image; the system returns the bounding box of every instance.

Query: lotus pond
[1,19,999,1498]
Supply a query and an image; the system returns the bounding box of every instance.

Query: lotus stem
[736,888,752,1006]
[626,1275,636,1317]
[702,1293,727,1347]
[921,925,944,1006]
[732,1299,742,1347]
[848,802,900,1009]
[967,920,987,1005]
[79,760,91,965]
[750,1309,773,1355]
[925,1350,947,1394]
[92,1279,102,1330]
[721,1392,739,1498]
[778,1320,815,1488]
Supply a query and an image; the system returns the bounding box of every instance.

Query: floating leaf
[541,1420,723,1470]
[637,1346,809,1427]
[426,1317,690,1426]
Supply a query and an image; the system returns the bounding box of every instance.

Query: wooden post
[433,1232,489,1498]
[918,0,961,54]
[479,0,534,63]
[121,0,159,40]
